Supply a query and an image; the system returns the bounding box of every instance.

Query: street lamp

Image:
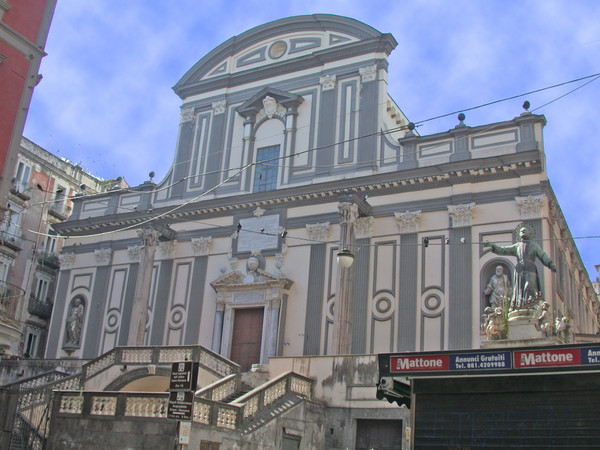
[336,248,355,268]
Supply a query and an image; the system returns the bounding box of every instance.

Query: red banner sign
[513,348,581,369]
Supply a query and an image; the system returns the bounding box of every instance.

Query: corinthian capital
[137,227,160,247]
[338,202,359,225]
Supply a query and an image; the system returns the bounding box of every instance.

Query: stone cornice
[0,22,46,59]
[54,150,542,236]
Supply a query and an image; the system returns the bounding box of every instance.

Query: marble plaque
[237,214,280,252]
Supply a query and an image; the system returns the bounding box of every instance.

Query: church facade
[46,14,597,367]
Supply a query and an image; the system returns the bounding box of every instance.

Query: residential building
[0,137,113,358]
[0,0,57,214]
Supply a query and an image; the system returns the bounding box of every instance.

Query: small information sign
[167,391,194,421]
[169,361,198,392]
[178,420,191,445]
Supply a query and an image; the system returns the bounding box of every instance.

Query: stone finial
[191,236,212,255]
[448,202,475,228]
[306,222,330,242]
[516,194,545,219]
[320,74,336,91]
[394,210,422,234]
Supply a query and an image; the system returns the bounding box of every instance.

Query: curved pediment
[173,14,395,99]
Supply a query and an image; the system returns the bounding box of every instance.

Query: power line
[18,73,600,243]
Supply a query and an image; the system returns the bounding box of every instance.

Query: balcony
[37,250,60,269]
[48,203,70,220]
[27,295,53,319]
[0,230,23,251]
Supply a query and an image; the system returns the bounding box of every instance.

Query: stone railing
[196,373,241,402]
[233,371,313,421]
[52,372,314,433]
[4,369,70,391]
[9,345,241,444]
[82,345,240,380]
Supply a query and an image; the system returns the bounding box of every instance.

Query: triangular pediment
[236,87,303,118]
[211,268,291,291]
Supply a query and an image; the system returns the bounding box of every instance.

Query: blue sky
[23,1,600,277]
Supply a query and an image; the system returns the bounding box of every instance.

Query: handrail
[82,345,240,380]
[50,371,314,433]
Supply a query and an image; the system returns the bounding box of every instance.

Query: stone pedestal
[507,309,541,340]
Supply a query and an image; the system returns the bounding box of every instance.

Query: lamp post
[127,225,160,346]
[332,201,358,354]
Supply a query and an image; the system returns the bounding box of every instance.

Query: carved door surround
[210,263,292,369]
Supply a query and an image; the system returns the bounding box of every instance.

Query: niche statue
[65,298,84,347]
[483,265,511,309]
[483,224,556,311]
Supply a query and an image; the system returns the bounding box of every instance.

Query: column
[127,226,160,346]
[332,201,359,354]
[211,304,224,353]
[266,299,281,360]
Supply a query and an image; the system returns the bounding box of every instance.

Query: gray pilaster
[303,244,326,355]
[351,238,370,354]
[44,269,70,357]
[448,227,472,349]
[315,88,336,175]
[398,133,418,170]
[398,234,418,351]
[357,81,377,169]
[204,111,227,190]
[516,116,538,152]
[170,119,195,198]
[183,256,208,344]
[118,263,139,346]
[82,266,110,359]
[450,126,471,162]
[150,260,173,345]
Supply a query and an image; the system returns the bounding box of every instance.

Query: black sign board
[167,391,194,421]
[169,361,199,392]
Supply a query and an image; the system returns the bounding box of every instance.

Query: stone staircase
[5,346,314,448]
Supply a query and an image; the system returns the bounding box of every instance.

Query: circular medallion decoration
[424,294,442,311]
[375,297,392,314]
[169,305,186,329]
[326,297,335,322]
[268,40,287,59]
[105,308,121,333]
